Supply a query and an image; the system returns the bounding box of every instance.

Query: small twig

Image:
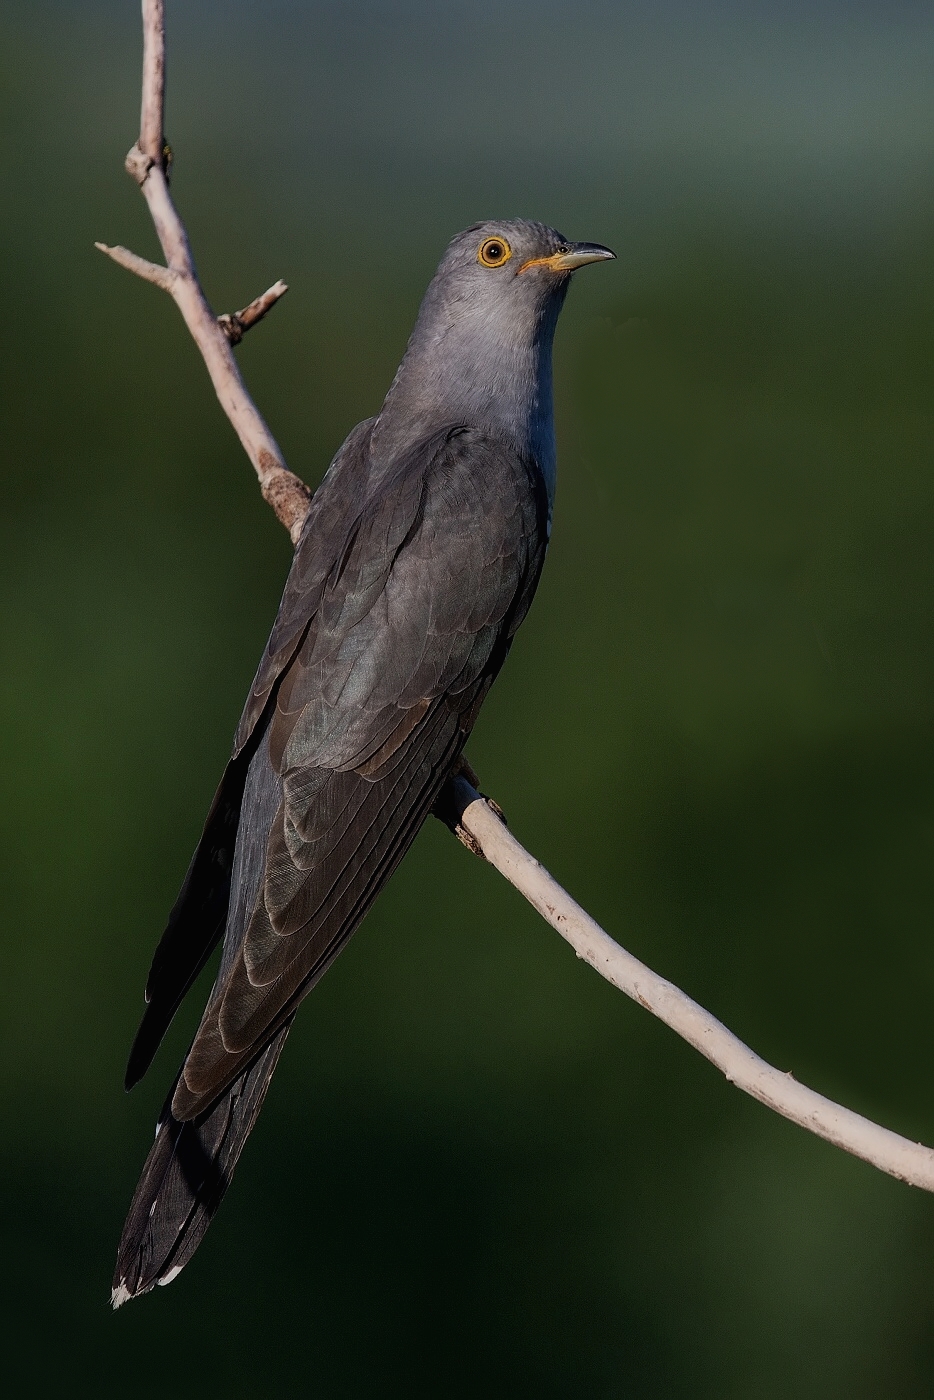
[94,242,175,291]
[218,280,289,346]
[96,0,310,541]
[439,775,934,1193]
[106,0,934,1199]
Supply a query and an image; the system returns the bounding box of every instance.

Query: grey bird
[112,219,614,1304]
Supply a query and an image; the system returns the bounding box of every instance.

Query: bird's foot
[454,754,482,790]
[432,756,507,858]
[453,754,507,822]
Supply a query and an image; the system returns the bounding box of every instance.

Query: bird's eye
[556,243,570,255]
[478,237,511,268]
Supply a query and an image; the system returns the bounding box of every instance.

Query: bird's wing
[233,416,378,755]
[124,755,251,1089]
[124,420,376,1087]
[172,425,548,1120]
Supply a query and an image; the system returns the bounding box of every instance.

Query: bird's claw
[432,756,508,856]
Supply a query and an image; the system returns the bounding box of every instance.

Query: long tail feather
[115,722,285,1303]
[112,1017,293,1305]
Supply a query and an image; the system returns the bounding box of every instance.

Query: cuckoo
[113,219,614,1303]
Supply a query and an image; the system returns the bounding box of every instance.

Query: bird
[112,219,614,1305]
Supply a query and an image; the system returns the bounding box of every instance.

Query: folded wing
[168,424,547,1119]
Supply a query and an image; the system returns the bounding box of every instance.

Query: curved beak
[552,242,616,271]
[519,242,616,274]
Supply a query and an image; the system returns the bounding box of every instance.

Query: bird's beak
[519,242,616,274]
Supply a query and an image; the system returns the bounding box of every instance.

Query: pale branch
[104,0,934,1196]
[440,776,934,1193]
[96,0,309,542]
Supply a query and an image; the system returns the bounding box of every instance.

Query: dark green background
[3,1,934,1393]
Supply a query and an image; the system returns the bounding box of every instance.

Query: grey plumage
[113,219,613,1304]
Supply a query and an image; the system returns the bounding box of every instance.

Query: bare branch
[97,0,310,542]
[219,281,289,345]
[138,0,165,163]
[441,775,934,1193]
[94,242,175,291]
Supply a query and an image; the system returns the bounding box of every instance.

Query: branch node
[124,143,155,186]
[217,313,246,346]
[258,460,313,542]
[124,138,171,186]
[455,826,487,860]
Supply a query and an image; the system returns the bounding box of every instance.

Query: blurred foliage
[3,2,934,1396]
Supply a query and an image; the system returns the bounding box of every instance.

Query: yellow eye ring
[478,237,512,268]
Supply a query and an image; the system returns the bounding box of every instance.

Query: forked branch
[100,0,934,1194]
[96,0,308,540]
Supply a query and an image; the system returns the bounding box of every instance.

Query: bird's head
[373,218,614,492]
[424,219,615,337]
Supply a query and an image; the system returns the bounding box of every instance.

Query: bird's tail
[112,1017,293,1306]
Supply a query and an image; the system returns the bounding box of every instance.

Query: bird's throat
[370,290,562,507]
